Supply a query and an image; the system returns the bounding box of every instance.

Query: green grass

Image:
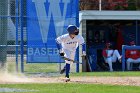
[24,63,62,73]
[0,83,140,93]
[3,62,140,93]
[24,63,140,77]
[5,62,140,93]
[71,71,140,77]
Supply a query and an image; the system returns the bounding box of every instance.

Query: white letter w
[32,0,70,43]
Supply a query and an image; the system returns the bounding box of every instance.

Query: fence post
[76,0,79,73]
[15,0,19,72]
[0,0,8,69]
[122,45,126,71]
[99,0,102,11]
[20,0,24,73]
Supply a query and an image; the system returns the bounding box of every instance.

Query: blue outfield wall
[26,0,79,63]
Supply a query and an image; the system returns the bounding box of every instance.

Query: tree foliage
[79,0,140,10]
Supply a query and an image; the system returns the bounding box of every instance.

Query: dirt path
[31,76,140,86]
[71,77,140,86]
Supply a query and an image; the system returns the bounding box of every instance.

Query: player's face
[74,29,79,35]
[69,34,76,39]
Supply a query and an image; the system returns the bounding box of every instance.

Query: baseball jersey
[102,48,114,58]
[56,34,85,51]
[125,50,140,59]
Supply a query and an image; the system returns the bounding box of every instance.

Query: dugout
[79,11,140,72]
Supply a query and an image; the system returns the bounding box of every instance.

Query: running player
[56,25,86,82]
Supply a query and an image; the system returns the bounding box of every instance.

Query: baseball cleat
[65,77,70,82]
[60,68,66,74]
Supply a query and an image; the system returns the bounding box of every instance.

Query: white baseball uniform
[56,33,85,64]
[104,49,121,71]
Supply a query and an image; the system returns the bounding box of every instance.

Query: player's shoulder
[60,34,69,38]
[76,35,84,39]
[62,34,69,38]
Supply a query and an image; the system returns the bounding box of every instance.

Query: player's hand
[59,49,65,56]
[59,52,65,56]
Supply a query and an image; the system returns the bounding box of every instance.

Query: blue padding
[82,43,86,52]
[123,45,140,50]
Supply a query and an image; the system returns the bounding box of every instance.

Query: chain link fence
[0,0,80,75]
[1,0,140,75]
[0,0,19,73]
[24,0,81,75]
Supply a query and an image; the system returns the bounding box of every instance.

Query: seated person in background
[125,41,140,70]
[102,42,122,72]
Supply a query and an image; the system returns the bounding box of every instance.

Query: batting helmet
[67,25,77,34]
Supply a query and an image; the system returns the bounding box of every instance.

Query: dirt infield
[0,73,140,86]
[31,76,140,86]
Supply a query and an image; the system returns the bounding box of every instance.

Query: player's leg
[60,49,71,82]
[126,58,133,70]
[112,50,122,62]
[133,58,140,63]
[132,58,140,70]
[60,65,66,74]
[65,63,70,78]
[65,51,75,81]
[106,58,113,72]
[60,49,70,74]
[65,61,71,82]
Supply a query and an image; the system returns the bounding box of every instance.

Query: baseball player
[102,42,122,72]
[56,25,86,82]
[126,41,140,70]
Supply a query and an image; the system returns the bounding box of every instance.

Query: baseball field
[0,71,140,93]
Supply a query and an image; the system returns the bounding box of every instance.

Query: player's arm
[55,36,64,56]
[55,39,62,50]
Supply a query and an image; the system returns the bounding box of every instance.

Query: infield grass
[71,71,140,77]
[0,83,140,93]
[5,62,140,93]
[23,62,140,77]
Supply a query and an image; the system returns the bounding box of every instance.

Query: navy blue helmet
[67,25,77,34]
